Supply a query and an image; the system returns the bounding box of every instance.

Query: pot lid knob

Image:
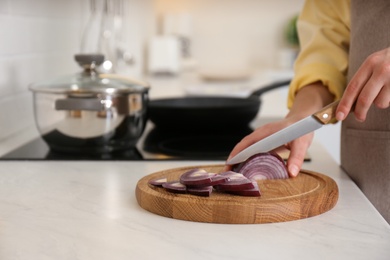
[74,54,105,70]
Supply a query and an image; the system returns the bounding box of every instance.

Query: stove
[0,124,252,161]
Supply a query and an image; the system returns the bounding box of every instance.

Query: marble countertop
[0,142,389,260]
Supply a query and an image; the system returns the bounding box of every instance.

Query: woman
[227,0,390,222]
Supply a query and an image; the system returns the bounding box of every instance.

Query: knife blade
[226,101,339,165]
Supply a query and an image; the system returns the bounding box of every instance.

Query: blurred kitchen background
[0,0,341,162]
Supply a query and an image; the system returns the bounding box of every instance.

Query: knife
[226,100,340,165]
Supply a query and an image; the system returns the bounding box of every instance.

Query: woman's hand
[224,82,335,177]
[224,116,314,177]
[336,47,390,121]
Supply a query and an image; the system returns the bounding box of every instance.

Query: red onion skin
[215,171,255,191]
[227,182,261,197]
[180,169,214,186]
[148,177,167,187]
[186,174,229,188]
[187,186,213,197]
[162,181,187,193]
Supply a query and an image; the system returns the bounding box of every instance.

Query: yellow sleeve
[288,0,351,108]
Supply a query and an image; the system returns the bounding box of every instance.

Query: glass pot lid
[29,54,149,94]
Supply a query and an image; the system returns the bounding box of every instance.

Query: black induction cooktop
[0,125,253,161]
[1,137,144,160]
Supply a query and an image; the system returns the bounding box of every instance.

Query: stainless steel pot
[29,54,150,154]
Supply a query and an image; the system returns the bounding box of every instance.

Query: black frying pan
[148,80,290,130]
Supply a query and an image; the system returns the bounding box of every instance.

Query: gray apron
[341,0,390,223]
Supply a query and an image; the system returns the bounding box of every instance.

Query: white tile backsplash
[0,0,86,141]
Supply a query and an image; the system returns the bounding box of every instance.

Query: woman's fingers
[336,56,372,121]
[337,48,390,121]
[353,75,385,121]
[286,133,313,177]
[373,83,390,109]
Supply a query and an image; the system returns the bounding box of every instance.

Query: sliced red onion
[233,152,288,181]
[215,171,255,191]
[227,181,261,197]
[187,173,229,188]
[180,168,214,186]
[187,186,213,197]
[148,177,168,187]
[162,181,187,193]
[209,174,230,186]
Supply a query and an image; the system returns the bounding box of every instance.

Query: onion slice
[180,168,213,186]
[208,174,230,186]
[233,152,289,180]
[148,177,168,187]
[186,173,229,188]
[187,186,213,197]
[227,181,261,197]
[162,181,187,193]
[215,171,255,191]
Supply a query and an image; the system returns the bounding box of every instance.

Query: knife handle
[312,100,340,124]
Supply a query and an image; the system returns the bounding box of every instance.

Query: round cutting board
[135,165,338,224]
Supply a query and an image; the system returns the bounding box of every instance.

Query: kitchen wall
[0,0,86,142]
[152,0,304,72]
[0,0,153,144]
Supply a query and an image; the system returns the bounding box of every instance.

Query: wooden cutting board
[135,165,338,224]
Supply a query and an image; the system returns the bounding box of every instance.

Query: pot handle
[55,98,105,111]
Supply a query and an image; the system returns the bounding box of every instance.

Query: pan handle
[249,79,291,97]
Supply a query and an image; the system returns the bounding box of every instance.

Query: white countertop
[0,71,389,259]
[0,143,389,260]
